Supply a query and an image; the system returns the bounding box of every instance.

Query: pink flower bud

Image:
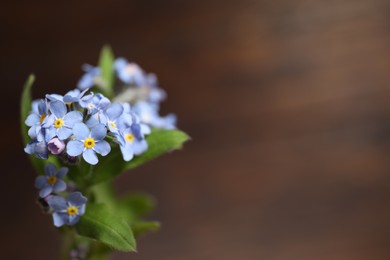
[47,138,65,155]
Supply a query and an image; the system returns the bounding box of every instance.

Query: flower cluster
[35,163,87,227]
[24,55,178,230]
[25,89,150,165]
[79,57,176,129]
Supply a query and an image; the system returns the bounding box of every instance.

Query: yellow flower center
[47,176,57,185]
[54,118,64,128]
[39,114,46,124]
[125,133,134,143]
[109,121,116,129]
[84,138,95,149]
[67,206,79,216]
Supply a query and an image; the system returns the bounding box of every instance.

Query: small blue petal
[120,145,134,162]
[93,140,111,156]
[39,186,53,198]
[35,176,47,189]
[52,212,67,227]
[56,167,68,178]
[68,215,81,225]
[53,180,66,192]
[91,124,107,141]
[45,163,57,176]
[78,204,86,215]
[57,127,73,140]
[133,140,148,155]
[63,111,83,127]
[49,101,67,118]
[105,103,123,120]
[72,123,90,140]
[68,192,88,206]
[47,196,67,211]
[83,149,98,165]
[25,114,39,126]
[66,140,84,156]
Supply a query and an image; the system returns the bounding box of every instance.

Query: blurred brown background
[2,0,390,259]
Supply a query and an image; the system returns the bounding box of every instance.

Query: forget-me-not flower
[24,139,48,159]
[67,123,111,165]
[79,93,110,115]
[43,101,83,141]
[117,123,148,161]
[47,192,87,227]
[99,103,128,134]
[35,163,67,198]
[133,101,176,129]
[25,99,49,141]
[114,58,145,85]
[77,64,101,90]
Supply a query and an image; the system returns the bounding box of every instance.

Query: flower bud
[47,138,65,155]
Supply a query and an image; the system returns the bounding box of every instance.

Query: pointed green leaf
[97,45,115,98]
[117,193,155,222]
[92,129,189,184]
[75,204,136,252]
[21,74,35,146]
[131,221,160,237]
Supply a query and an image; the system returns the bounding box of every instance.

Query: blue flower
[24,139,48,159]
[35,163,67,198]
[77,64,101,90]
[25,99,48,141]
[43,101,83,141]
[47,192,87,227]
[67,123,111,165]
[79,93,110,115]
[133,101,176,129]
[117,121,148,161]
[100,103,128,134]
[114,58,145,85]
[63,88,91,104]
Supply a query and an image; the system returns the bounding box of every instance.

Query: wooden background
[2,0,390,259]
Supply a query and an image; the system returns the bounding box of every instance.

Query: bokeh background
[2,0,390,259]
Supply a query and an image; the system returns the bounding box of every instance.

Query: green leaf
[92,129,189,184]
[116,194,159,237]
[117,193,155,222]
[131,221,160,237]
[20,74,35,146]
[97,45,115,98]
[75,203,136,252]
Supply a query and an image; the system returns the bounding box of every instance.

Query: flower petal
[25,113,40,126]
[45,163,57,176]
[105,103,124,120]
[120,144,134,162]
[72,123,90,140]
[49,101,67,118]
[48,196,67,211]
[57,127,73,140]
[53,180,66,192]
[93,140,111,156]
[56,167,68,178]
[35,176,47,189]
[67,192,88,206]
[63,111,83,127]
[91,124,107,141]
[39,186,53,198]
[66,140,84,156]
[52,212,67,227]
[133,140,148,155]
[83,149,98,165]
[69,215,81,225]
